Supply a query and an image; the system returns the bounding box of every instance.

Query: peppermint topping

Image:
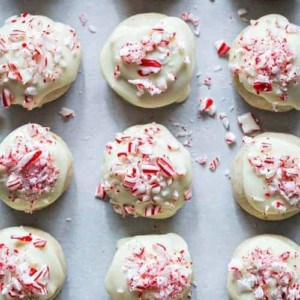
[59,107,75,118]
[125,242,192,300]
[229,247,300,299]
[0,13,80,109]
[209,157,220,171]
[231,20,299,100]
[215,40,230,56]
[0,239,50,298]
[102,124,189,217]
[248,140,300,209]
[0,124,60,210]
[225,132,236,145]
[237,112,261,135]
[116,25,186,97]
[199,98,216,116]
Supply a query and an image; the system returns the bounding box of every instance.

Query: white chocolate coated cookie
[231,133,300,220]
[105,233,193,300]
[229,14,300,112]
[0,124,73,212]
[227,235,300,300]
[100,13,196,108]
[0,13,81,110]
[100,123,192,219]
[0,226,66,300]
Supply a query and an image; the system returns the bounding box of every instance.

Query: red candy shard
[2,88,14,108]
[95,183,107,200]
[33,239,47,248]
[11,234,32,242]
[138,58,162,76]
[215,40,231,56]
[253,81,273,94]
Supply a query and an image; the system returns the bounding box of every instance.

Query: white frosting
[100,13,195,108]
[105,233,193,300]
[240,133,300,218]
[0,124,73,212]
[0,13,81,109]
[0,226,66,300]
[101,123,192,219]
[227,235,300,300]
[229,14,300,110]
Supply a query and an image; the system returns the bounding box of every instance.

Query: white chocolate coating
[105,233,193,300]
[100,13,196,108]
[0,13,81,110]
[227,235,300,300]
[0,226,66,300]
[231,133,300,220]
[101,123,192,219]
[0,124,73,212]
[229,14,300,112]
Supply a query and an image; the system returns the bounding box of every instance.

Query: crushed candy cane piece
[204,76,212,87]
[209,157,220,171]
[215,40,230,56]
[144,205,162,217]
[95,183,107,200]
[225,132,236,145]
[237,113,261,135]
[184,189,192,201]
[197,155,207,165]
[113,65,120,79]
[180,12,199,27]
[199,98,216,116]
[59,107,75,118]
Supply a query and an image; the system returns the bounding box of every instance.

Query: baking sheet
[0,0,300,299]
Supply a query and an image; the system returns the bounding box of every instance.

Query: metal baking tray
[0,0,299,299]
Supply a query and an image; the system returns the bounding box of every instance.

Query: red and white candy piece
[33,238,47,248]
[137,58,162,76]
[203,77,212,87]
[271,200,287,213]
[199,98,216,116]
[144,205,162,217]
[184,189,192,201]
[197,155,207,165]
[157,157,176,177]
[95,183,107,200]
[59,107,75,118]
[225,132,236,145]
[113,65,120,79]
[253,81,273,94]
[215,40,230,56]
[18,150,42,170]
[123,204,136,216]
[2,88,14,108]
[180,12,199,27]
[6,174,21,191]
[209,157,220,172]
[11,234,33,242]
[237,112,261,135]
